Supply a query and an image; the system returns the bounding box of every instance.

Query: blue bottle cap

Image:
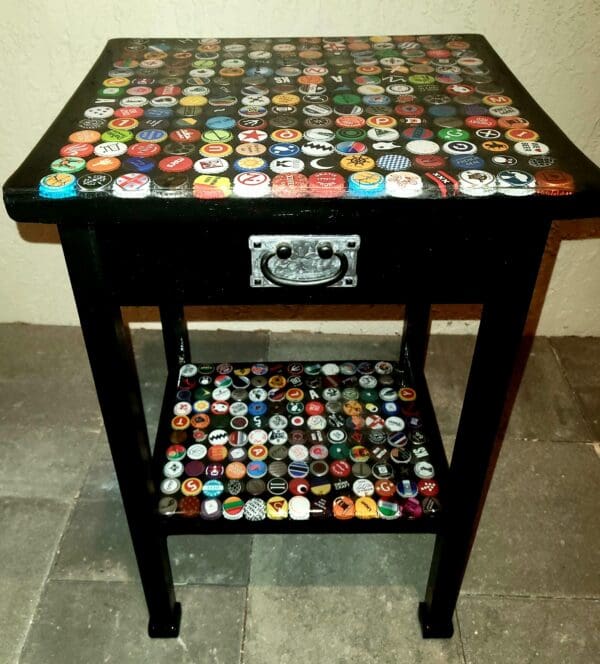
[136,128,168,142]
[248,401,268,416]
[269,143,300,157]
[381,401,400,416]
[206,116,237,130]
[39,173,77,199]
[246,461,268,479]
[124,157,156,172]
[348,171,385,197]
[144,107,174,119]
[376,154,412,172]
[450,154,485,170]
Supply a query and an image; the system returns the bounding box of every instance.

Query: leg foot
[418,602,454,639]
[148,602,182,638]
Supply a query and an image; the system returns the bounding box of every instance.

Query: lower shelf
[152,356,448,535]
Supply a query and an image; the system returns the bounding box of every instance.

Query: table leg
[418,224,550,638]
[401,302,432,371]
[59,224,181,638]
[160,302,190,371]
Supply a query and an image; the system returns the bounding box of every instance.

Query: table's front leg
[419,221,550,638]
[59,224,181,638]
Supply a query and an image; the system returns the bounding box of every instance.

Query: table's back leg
[401,302,432,370]
[59,223,181,638]
[419,220,551,638]
[160,302,191,371]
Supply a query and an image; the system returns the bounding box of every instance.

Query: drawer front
[97,222,505,305]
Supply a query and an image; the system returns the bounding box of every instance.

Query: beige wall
[1,0,599,334]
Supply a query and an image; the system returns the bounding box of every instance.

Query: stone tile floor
[0,324,598,664]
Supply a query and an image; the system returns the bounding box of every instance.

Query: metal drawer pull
[249,234,360,288]
[260,245,349,287]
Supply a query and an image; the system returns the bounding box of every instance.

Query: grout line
[241,533,257,664]
[265,330,272,362]
[503,438,598,445]
[20,577,251,589]
[0,493,76,503]
[455,609,469,664]
[461,591,600,601]
[33,575,600,599]
[239,537,253,664]
[239,585,250,664]
[16,495,80,663]
[548,339,596,441]
[17,427,104,661]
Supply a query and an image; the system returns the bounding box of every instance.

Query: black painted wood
[160,302,191,370]
[59,224,181,637]
[419,216,551,637]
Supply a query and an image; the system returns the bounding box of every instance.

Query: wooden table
[4,34,600,638]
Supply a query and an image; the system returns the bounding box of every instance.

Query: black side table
[4,34,600,639]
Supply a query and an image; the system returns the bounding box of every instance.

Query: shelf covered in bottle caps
[153,356,448,534]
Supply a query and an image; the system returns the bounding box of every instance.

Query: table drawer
[97,221,507,306]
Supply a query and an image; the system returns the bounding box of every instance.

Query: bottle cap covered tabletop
[4,34,600,223]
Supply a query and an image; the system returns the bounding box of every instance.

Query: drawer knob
[275,243,293,260]
[317,243,333,260]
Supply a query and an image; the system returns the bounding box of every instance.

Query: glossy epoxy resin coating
[159,360,440,521]
[39,35,577,200]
